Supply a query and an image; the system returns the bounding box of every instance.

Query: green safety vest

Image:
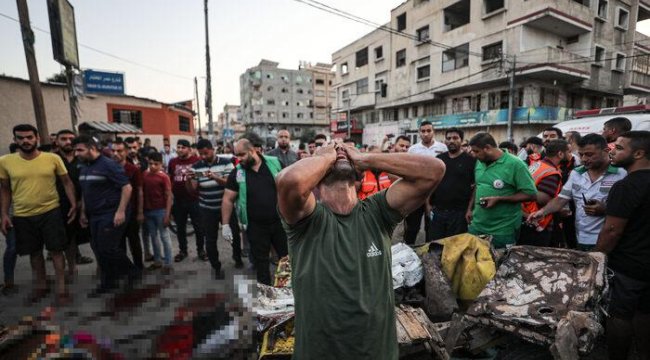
[235,155,282,227]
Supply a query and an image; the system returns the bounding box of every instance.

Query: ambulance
[552,105,650,135]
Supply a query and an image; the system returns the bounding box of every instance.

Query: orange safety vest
[522,160,562,231]
[357,170,391,200]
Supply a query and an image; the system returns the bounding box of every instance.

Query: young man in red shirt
[143,152,173,270]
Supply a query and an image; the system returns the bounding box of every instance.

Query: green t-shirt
[283,190,402,360]
[469,152,536,238]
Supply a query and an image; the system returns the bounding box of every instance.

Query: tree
[47,71,67,84]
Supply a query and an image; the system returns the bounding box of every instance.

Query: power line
[0,11,193,81]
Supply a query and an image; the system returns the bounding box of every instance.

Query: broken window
[397,13,407,31]
[416,26,430,42]
[443,0,470,32]
[356,47,368,68]
[482,41,502,62]
[442,43,469,72]
[484,0,504,14]
[396,49,407,68]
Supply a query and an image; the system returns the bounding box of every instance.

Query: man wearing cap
[168,139,206,262]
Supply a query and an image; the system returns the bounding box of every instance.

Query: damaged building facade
[331,0,650,145]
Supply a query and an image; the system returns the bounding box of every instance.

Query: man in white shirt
[403,121,448,244]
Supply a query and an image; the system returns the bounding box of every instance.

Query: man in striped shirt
[187,139,243,275]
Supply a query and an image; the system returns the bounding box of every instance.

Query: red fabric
[143,170,171,210]
[123,162,142,212]
[168,155,200,201]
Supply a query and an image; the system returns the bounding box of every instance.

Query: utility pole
[194,76,202,140]
[204,0,214,143]
[17,0,50,143]
[506,55,516,142]
[65,65,78,129]
[346,99,351,139]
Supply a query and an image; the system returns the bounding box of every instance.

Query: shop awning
[78,121,142,133]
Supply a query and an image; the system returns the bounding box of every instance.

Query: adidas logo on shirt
[366,242,382,258]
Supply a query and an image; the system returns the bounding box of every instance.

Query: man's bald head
[234,138,259,169]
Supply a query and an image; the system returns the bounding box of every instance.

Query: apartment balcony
[625,70,650,94]
[508,0,593,37]
[338,92,375,112]
[517,46,591,82]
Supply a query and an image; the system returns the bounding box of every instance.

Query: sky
[2,1,650,125]
[0,0,399,123]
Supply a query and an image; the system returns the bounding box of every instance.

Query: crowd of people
[0,117,648,359]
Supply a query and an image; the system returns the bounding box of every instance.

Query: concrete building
[240,59,333,146]
[216,104,246,142]
[332,0,650,145]
[0,75,196,154]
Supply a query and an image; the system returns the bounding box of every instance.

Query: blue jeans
[145,209,172,266]
[3,228,17,283]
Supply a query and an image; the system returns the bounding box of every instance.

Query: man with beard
[276,141,445,359]
[266,129,298,168]
[528,134,626,250]
[75,136,139,296]
[221,138,285,285]
[393,135,411,153]
[428,128,476,240]
[542,127,563,147]
[168,139,205,262]
[112,139,145,270]
[125,137,148,172]
[0,124,77,305]
[187,139,243,274]
[54,130,94,279]
[595,131,650,360]
[467,133,537,248]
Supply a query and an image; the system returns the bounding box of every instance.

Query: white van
[551,110,650,136]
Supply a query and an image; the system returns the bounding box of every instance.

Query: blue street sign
[83,70,124,95]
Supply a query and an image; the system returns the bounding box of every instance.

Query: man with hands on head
[276,140,445,360]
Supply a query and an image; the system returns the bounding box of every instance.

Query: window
[356,77,369,94]
[178,116,190,132]
[296,76,303,84]
[488,92,499,109]
[356,47,369,68]
[540,88,559,107]
[482,41,502,62]
[267,86,274,91]
[412,106,419,117]
[474,95,482,112]
[416,26,430,42]
[375,79,387,98]
[566,35,579,44]
[267,99,275,105]
[484,0,504,14]
[342,89,349,99]
[414,0,429,6]
[442,43,469,72]
[282,101,290,106]
[572,0,589,5]
[297,88,304,94]
[250,71,261,79]
[315,79,325,85]
[397,13,406,31]
[341,62,349,75]
[500,90,509,109]
[112,109,142,128]
[616,7,629,29]
[282,112,289,118]
[297,113,304,119]
[444,0,470,32]
[417,65,430,80]
[281,87,288,93]
[396,49,406,68]
[281,75,289,82]
[614,53,626,71]
[375,46,383,60]
[296,101,304,107]
[594,46,605,65]
[268,112,275,118]
[597,0,608,19]
[266,73,274,79]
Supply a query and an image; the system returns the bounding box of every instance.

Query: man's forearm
[63,179,76,209]
[165,189,173,215]
[221,198,234,224]
[595,228,622,253]
[540,197,569,216]
[277,153,334,194]
[117,185,132,213]
[0,187,11,217]
[354,153,440,182]
[495,192,536,204]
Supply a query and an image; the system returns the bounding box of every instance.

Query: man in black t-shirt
[428,128,476,240]
[595,130,650,360]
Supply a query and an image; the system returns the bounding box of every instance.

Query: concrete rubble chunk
[464,246,607,356]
